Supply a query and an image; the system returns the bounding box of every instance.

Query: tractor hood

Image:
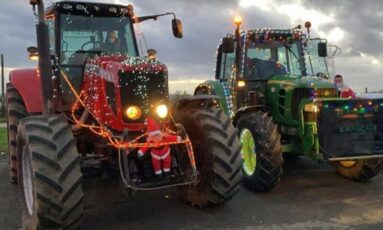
[268,75,335,90]
[118,56,169,123]
[83,55,169,131]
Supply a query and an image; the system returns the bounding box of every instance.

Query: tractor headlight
[304,103,319,113]
[126,106,142,120]
[156,104,168,119]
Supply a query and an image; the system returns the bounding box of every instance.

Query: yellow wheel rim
[339,160,357,168]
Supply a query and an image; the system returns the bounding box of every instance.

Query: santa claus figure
[138,118,182,177]
[334,74,356,98]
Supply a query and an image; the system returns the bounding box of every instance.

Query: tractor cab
[42,2,138,102]
[208,19,337,113]
[28,1,185,132]
[304,38,330,79]
[46,2,139,64]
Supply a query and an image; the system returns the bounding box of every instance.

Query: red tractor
[7,1,242,229]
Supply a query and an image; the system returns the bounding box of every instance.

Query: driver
[102,31,120,53]
[334,74,356,98]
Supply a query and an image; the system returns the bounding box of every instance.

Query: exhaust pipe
[30,0,54,114]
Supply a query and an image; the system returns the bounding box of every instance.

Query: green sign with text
[339,124,378,134]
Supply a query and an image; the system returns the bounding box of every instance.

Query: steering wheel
[316,72,330,80]
[81,41,102,51]
[80,35,102,51]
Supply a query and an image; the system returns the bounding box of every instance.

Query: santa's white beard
[335,82,344,88]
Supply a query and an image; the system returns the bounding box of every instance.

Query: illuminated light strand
[321,100,383,116]
[221,81,234,117]
[61,65,196,168]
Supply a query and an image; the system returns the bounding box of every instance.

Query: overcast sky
[0,0,382,93]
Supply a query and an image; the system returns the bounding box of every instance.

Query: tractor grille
[118,71,168,123]
[291,88,312,120]
[291,88,338,120]
[315,88,338,98]
[105,81,117,115]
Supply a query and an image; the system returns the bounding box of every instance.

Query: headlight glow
[126,106,142,120]
[237,80,246,87]
[156,104,168,118]
[304,103,319,113]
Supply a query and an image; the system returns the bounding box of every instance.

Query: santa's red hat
[146,117,161,136]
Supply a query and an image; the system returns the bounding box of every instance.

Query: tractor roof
[46,1,134,17]
[243,28,304,43]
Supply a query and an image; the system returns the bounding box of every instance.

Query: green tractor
[195,19,383,192]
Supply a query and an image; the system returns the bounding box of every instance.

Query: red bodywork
[9,56,168,133]
[9,69,43,113]
[82,55,168,132]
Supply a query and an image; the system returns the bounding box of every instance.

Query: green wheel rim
[240,128,257,176]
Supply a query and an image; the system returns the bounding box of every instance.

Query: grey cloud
[0,3,36,68]
[0,0,382,92]
[301,0,383,58]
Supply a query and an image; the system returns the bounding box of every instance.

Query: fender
[173,95,221,111]
[233,105,267,126]
[194,80,234,117]
[9,68,43,113]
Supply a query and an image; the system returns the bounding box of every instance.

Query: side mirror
[222,37,235,53]
[172,19,183,38]
[318,42,327,57]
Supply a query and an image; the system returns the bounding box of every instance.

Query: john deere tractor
[195,18,383,192]
[6,1,242,229]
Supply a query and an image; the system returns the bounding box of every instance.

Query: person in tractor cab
[334,74,356,98]
[102,31,121,53]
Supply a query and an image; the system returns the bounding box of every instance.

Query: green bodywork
[194,29,339,161]
[266,75,335,158]
[197,74,336,160]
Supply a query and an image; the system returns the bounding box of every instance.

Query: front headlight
[156,104,168,118]
[126,106,142,120]
[304,103,319,113]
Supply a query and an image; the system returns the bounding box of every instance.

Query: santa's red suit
[339,87,356,98]
[138,118,181,175]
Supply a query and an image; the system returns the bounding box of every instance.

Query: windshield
[60,14,137,65]
[244,41,303,80]
[305,39,329,78]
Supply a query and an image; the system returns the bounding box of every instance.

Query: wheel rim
[339,160,357,168]
[240,128,257,176]
[22,146,34,216]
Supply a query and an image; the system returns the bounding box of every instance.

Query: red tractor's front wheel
[17,115,84,230]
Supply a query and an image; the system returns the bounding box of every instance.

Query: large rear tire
[174,107,242,207]
[237,112,283,192]
[17,115,84,230]
[332,158,383,181]
[6,83,28,184]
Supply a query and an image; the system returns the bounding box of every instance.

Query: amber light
[237,80,246,87]
[29,53,38,61]
[126,106,142,120]
[234,15,242,25]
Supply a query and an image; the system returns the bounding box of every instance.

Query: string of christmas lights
[61,66,195,159]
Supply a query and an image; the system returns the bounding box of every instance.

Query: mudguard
[173,95,220,111]
[194,80,234,117]
[9,69,42,113]
[317,98,383,159]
